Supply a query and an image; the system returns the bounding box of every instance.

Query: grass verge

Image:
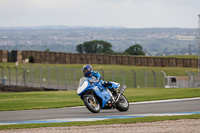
[0,114,200,130]
[0,62,198,76]
[0,88,200,111]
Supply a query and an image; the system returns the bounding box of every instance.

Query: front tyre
[116,94,129,112]
[83,95,100,113]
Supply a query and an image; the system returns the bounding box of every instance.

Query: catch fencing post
[152,71,156,87]
[186,71,191,88]
[38,65,42,87]
[100,69,104,80]
[190,71,195,88]
[132,70,136,88]
[14,67,18,86]
[55,67,59,89]
[161,71,166,88]
[21,67,26,86]
[29,65,33,87]
[46,66,50,88]
[121,70,125,85]
[110,69,115,81]
[72,68,76,90]
[143,71,147,88]
[7,66,11,85]
[63,67,67,90]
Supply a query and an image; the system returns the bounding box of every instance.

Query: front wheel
[83,95,100,113]
[116,94,129,112]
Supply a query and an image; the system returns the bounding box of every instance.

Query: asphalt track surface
[0,98,200,123]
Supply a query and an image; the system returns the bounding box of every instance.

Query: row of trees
[76,40,113,54]
[76,40,145,55]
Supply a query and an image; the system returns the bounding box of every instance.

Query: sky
[0,0,200,28]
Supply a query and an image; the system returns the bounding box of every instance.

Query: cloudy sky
[0,0,200,28]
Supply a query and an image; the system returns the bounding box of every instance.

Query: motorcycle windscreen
[79,77,87,87]
[77,80,89,95]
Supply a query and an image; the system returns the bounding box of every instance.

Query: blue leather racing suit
[86,71,112,89]
[86,71,102,83]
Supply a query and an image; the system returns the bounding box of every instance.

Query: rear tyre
[116,94,129,112]
[83,95,100,113]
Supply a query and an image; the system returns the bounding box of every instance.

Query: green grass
[0,62,198,76]
[124,87,200,102]
[0,91,82,111]
[0,63,199,130]
[0,63,199,111]
[162,55,198,59]
[0,114,200,130]
[144,55,198,59]
[121,55,198,59]
[0,87,200,111]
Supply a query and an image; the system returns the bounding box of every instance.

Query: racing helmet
[82,64,93,77]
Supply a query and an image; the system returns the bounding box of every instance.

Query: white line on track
[129,97,200,105]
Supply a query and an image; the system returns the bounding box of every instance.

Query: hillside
[0,27,197,56]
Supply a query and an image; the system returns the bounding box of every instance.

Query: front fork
[106,89,115,102]
[106,85,126,104]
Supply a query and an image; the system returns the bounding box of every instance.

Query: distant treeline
[0,27,197,55]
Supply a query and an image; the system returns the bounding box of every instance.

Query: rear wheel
[83,95,100,113]
[116,94,129,112]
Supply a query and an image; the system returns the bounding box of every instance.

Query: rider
[82,64,113,90]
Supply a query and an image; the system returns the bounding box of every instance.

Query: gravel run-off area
[0,119,200,133]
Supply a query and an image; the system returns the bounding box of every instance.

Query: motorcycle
[77,76,129,113]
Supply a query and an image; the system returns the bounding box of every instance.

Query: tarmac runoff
[0,98,200,125]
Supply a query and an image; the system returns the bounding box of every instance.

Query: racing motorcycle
[77,76,129,113]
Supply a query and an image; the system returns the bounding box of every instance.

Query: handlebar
[89,78,100,83]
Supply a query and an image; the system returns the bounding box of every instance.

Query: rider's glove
[103,81,111,87]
